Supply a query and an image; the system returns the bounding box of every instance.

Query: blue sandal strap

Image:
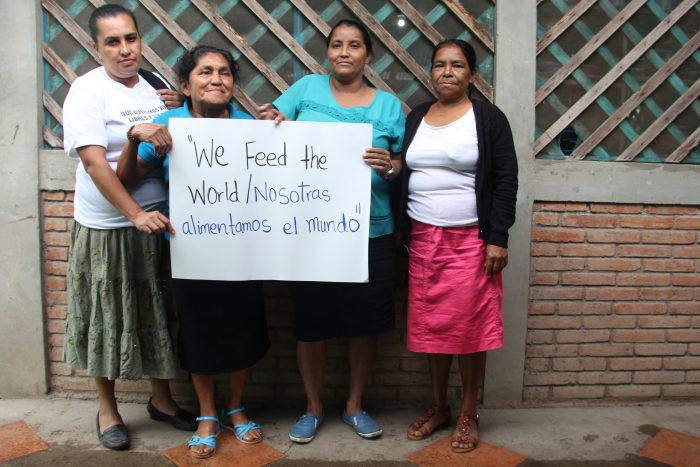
[224,407,245,417]
[196,416,219,423]
[234,420,261,438]
[188,434,218,448]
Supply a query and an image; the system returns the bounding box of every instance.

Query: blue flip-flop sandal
[188,416,220,459]
[222,407,263,444]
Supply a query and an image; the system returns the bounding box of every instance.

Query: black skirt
[291,235,396,342]
[172,279,269,374]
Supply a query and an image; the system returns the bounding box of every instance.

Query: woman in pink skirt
[396,39,518,453]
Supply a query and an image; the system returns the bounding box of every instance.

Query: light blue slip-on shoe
[289,413,323,444]
[342,411,383,439]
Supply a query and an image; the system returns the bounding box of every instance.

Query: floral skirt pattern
[64,222,177,380]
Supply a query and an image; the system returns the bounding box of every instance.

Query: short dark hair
[88,4,139,42]
[177,45,240,105]
[326,19,373,56]
[431,39,478,73]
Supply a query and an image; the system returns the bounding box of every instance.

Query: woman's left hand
[484,244,508,276]
[363,147,393,175]
[157,89,183,109]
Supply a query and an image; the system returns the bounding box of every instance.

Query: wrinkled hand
[257,103,287,124]
[130,123,172,158]
[157,89,183,109]
[131,210,175,236]
[363,147,392,175]
[484,244,508,276]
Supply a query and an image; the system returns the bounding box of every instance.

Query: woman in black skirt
[117,45,268,459]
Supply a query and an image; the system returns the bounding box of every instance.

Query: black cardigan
[396,99,518,248]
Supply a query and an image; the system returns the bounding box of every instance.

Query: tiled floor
[639,428,700,467]
[0,421,48,462]
[405,434,528,467]
[162,430,286,466]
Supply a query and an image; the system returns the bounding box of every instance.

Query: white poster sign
[168,118,372,282]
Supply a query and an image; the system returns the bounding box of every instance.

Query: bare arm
[116,123,172,188]
[79,145,174,235]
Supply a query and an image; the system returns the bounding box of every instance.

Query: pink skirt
[407,220,504,354]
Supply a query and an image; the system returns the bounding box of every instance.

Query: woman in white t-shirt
[62,4,195,451]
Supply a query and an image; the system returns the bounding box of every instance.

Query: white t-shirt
[406,109,479,227]
[63,67,168,229]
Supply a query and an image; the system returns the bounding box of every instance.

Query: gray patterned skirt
[64,222,177,380]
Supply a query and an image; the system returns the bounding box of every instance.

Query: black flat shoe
[147,397,197,431]
[96,413,129,450]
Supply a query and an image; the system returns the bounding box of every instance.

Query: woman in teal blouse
[259,19,405,443]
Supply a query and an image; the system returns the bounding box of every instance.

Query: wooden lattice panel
[536,0,700,164]
[41,0,495,148]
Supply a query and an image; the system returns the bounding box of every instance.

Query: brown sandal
[451,411,479,453]
[407,405,450,440]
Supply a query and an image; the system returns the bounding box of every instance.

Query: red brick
[635,343,687,356]
[663,356,700,369]
[585,287,639,301]
[558,302,612,315]
[662,384,700,397]
[535,202,588,212]
[607,385,660,398]
[591,204,642,214]
[618,245,672,257]
[633,371,685,384]
[609,357,662,371]
[666,330,700,342]
[587,258,641,271]
[46,291,67,306]
[643,259,694,272]
[578,372,631,385]
[561,214,617,228]
[687,371,700,383]
[561,244,616,257]
[531,272,559,285]
[693,317,700,328]
[614,303,667,315]
[532,257,585,271]
[528,316,582,329]
[47,319,65,334]
[46,305,67,319]
[672,274,700,286]
[526,358,551,371]
[530,287,584,300]
[675,217,700,229]
[48,347,63,362]
[45,276,66,291]
[640,288,693,301]
[639,316,691,328]
[48,334,64,346]
[617,273,670,286]
[398,359,425,372]
[44,246,68,261]
[523,387,550,399]
[690,344,700,355]
[583,316,637,329]
[65,192,75,202]
[529,302,556,315]
[552,386,605,399]
[42,203,73,218]
[43,191,66,201]
[552,357,606,371]
[531,242,560,256]
[526,344,578,357]
[44,261,68,276]
[673,246,700,258]
[561,272,616,285]
[612,330,665,343]
[44,218,68,231]
[641,231,695,245]
[532,228,585,243]
[647,206,699,215]
[580,343,633,357]
[557,330,609,343]
[527,330,554,344]
[669,302,700,315]
[533,212,560,226]
[44,232,71,247]
[49,362,72,376]
[618,216,673,229]
[588,230,641,243]
[523,372,577,386]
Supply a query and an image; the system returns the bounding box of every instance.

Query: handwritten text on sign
[168,118,372,282]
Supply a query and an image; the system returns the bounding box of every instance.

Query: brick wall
[525,202,700,401]
[41,190,467,407]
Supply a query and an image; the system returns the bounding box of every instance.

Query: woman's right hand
[130,123,172,157]
[131,210,175,236]
[257,103,287,124]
